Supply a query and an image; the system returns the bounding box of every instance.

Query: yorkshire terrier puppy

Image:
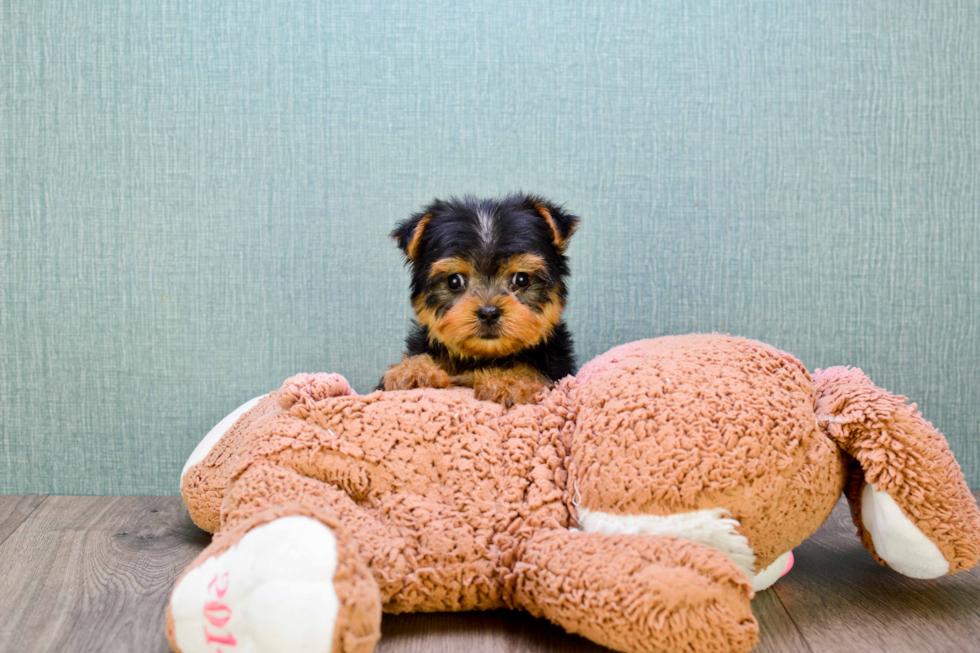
[377,194,579,407]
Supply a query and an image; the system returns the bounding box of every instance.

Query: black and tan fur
[377,194,579,407]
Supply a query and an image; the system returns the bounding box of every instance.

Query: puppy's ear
[391,212,432,262]
[532,199,580,251]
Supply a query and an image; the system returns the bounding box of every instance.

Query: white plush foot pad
[170,516,340,653]
[750,550,794,591]
[182,396,265,481]
[860,483,949,579]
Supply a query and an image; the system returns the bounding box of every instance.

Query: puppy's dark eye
[447,273,466,291]
[512,272,530,289]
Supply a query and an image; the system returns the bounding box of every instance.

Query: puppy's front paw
[382,354,451,391]
[472,366,550,408]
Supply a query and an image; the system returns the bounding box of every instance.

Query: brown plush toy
[167,334,980,653]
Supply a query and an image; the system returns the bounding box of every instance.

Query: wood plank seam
[0,495,49,549]
[771,589,814,653]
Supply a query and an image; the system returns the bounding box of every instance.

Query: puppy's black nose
[477,305,501,326]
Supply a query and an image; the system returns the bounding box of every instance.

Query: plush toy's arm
[813,366,980,577]
[511,530,758,653]
[181,373,357,532]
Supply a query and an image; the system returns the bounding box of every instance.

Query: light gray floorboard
[750,588,812,653]
[0,495,47,546]
[0,493,978,652]
[379,611,608,653]
[769,495,980,653]
[0,496,207,653]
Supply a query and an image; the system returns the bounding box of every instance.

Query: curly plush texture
[813,366,980,573]
[189,383,574,613]
[571,336,845,568]
[513,531,758,653]
[171,334,980,653]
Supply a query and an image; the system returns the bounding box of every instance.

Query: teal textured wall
[2,1,978,494]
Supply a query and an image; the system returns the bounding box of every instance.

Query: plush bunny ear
[813,366,980,578]
[531,199,579,251]
[390,212,432,262]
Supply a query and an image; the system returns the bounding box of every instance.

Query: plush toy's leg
[166,500,381,653]
[813,366,980,577]
[512,530,758,653]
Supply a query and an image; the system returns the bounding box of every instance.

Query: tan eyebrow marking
[428,257,475,278]
[501,253,546,277]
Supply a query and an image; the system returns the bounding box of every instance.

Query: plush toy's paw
[751,550,795,591]
[279,372,355,411]
[860,483,950,578]
[168,516,342,653]
[381,354,451,391]
[472,365,550,408]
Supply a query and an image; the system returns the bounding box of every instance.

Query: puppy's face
[392,195,579,359]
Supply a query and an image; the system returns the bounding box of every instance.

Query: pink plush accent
[173,334,980,653]
[780,551,794,578]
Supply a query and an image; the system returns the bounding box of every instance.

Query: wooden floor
[0,494,978,653]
